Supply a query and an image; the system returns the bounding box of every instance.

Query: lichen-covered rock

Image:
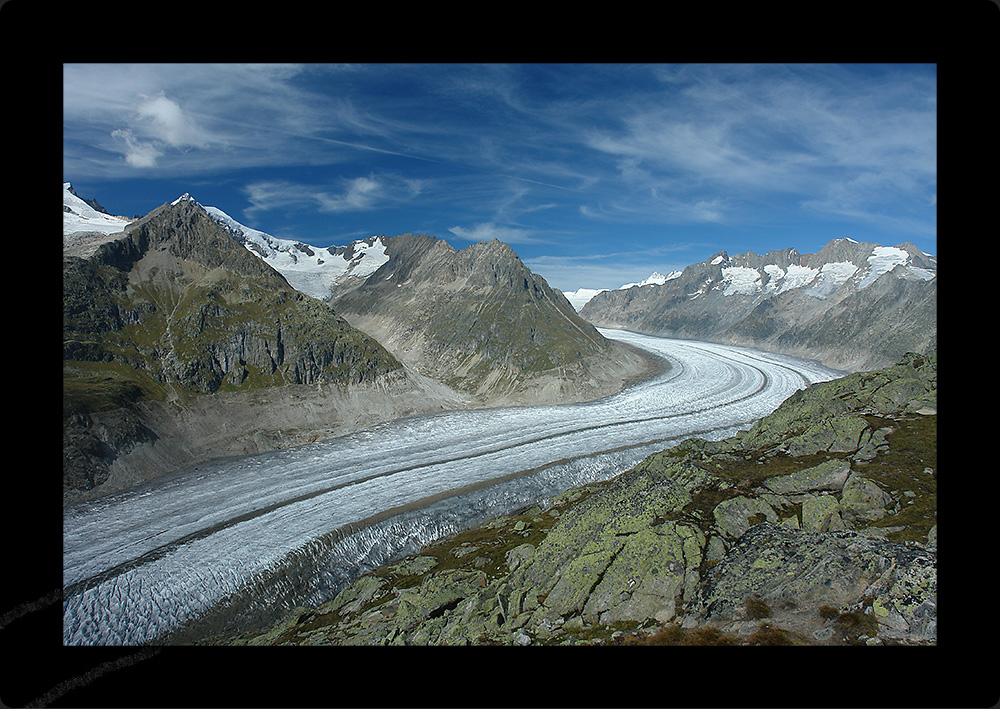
[762,458,851,495]
[505,542,535,572]
[801,494,845,532]
[395,568,487,631]
[713,495,779,539]
[695,524,936,641]
[840,473,893,523]
[324,574,387,616]
[782,414,871,457]
[582,523,704,625]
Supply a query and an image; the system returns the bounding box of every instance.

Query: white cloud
[110,128,162,168]
[105,90,210,169]
[243,180,315,215]
[135,92,207,148]
[243,175,420,220]
[315,176,381,212]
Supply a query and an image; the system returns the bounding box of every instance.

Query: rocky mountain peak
[328,231,644,402]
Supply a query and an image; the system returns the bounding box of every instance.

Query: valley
[60,183,936,652]
[62,331,841,645]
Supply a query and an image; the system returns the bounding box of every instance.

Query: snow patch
[859,246,909,289]
[721,266,762,296]
[619,271,671,290]
[905,266,936,281]
[201,203,389,301]
[806,261,858,299]
[563,288,608,311]
[777,264,819,293]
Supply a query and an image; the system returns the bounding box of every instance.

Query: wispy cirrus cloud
[448,222,541,245]
[243,174,422,220]
[64,63,393,175]
[583,64,936,228]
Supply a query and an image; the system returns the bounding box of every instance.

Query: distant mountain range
[579,239,937,372]
[563,271,680,311]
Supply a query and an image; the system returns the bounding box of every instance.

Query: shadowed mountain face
[580,239,936,372]
[328,233,646,402]
[63,197,405,498]
[64,197,402,407]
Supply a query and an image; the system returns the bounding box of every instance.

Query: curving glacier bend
[62,331,843,645]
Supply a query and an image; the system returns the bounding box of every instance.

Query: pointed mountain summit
[580,238,936,371]
[328,233,655,404]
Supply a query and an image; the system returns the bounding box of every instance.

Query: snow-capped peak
[171,192,198,206]
[199,203,389,301]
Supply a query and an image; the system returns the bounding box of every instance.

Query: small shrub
[748,622,795,646]
[745,596,772,619]
[684,625,740,646]
[836,610,879,640]
[818,604,840,620]
[645,624,687,645]
[632,624,739,646]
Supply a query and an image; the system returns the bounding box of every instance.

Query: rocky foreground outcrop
[206,351,937,647]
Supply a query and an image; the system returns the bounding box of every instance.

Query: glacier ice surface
[62,330,842,645]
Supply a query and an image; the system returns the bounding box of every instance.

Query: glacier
[62,330,842,645]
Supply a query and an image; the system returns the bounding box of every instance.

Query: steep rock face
[63,197,405,500]
[329,233,653,404]
[64,196,402,399]
[217,351,936,647]
[580,240,936,372]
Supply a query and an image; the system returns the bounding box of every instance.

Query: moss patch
[853,414,936,543]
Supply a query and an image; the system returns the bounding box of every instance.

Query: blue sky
[63,63,936,292]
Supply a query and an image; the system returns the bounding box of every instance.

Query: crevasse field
[62,330,841,645]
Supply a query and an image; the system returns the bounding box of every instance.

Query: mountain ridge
[579,238,936,372]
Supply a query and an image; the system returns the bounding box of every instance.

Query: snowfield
[62,331,841,645]
[63,182,132,235]
[200,199,389,301]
